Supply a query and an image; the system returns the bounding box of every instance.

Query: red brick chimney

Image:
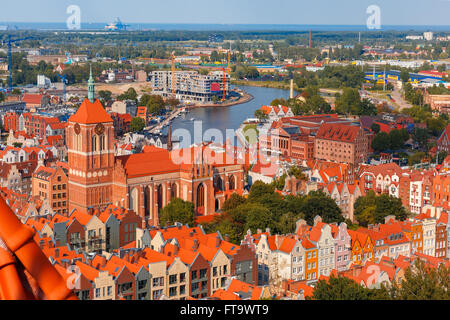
[174,244,179,255]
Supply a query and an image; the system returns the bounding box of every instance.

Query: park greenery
[130,117,145,132]
[200,181,344,244]
[159,198,196,227]
[311,259,450,300]
[353,191,409,227]
[371,128,410,152]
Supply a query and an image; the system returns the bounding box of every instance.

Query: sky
[0,0,449,26]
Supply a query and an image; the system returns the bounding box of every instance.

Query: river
[170,85,295,148]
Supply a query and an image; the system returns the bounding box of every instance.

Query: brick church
[67,71,245,227]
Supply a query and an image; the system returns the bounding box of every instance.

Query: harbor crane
[1,35,34,92]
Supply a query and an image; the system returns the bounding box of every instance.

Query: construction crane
[1,35,33,92]
[55,73,67,103]
[171,51,176,98]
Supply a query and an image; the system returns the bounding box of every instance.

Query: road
[391,82,413,111]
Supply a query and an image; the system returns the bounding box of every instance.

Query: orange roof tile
[69,98,113,124]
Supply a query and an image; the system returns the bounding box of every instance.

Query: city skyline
[0,0,449,26]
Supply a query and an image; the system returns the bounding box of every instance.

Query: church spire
[88,65,95,103]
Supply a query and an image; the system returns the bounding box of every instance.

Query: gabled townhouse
[323,182,363,222]
[98,210,120,251]
[196,243,231,295]
[75,261,115,300]
[138,248,171,300]
[119,256,151,301]
[359,162,403,196]
[379,219,411,259]
[435,212,448,259]
[308,219,336,278]
[69,209,106,253]
[102,257,136,300]
[436,124,450,154]
[415,212,436,257]
[54,262,93,300]
[432,174,450,207]
[32,165,68,215]
[302,237,318,283]
[330,222,352,271]
[398,219,423,255]
[347,229,374,266]
[164,243,210,299]
[252,231,277,285]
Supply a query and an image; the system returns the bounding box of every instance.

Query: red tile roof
[69,98,113,124]
[316,123,361,142]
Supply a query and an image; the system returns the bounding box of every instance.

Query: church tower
[67,75,115,213]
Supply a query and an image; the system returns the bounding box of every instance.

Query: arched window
[144,186,150,217]
[196,183,205,211]
[130,187,139,211]
[157,185,163,214]
[229,175,236,190]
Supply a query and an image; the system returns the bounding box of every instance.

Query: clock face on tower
[74,123,81,135]
[95,123,105,135]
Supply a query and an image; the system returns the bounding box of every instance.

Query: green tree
[254,109,268,122]
[0,91,5,103]
[371,132,390,152]
[335,88,361,115]
[400,69,410,83]
[159,198,195,227]
[222,193,247,212]
[354,191,409,226]
[412,127,429,151]
[146,95,166,115]
[166,97,180,109]
[117,87,138,102]
[371,123,380,134]
[130,117,145,132]
[388,129,409,150]
[311,275,390,300]
[98,90,112,103]
[390,259,450,300]
[234,202,276,235]
[300,191,344,225]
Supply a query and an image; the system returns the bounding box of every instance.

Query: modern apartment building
[150,70,230,103]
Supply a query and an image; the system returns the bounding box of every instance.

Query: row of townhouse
[243,210,450,287]
[0,145,57,164]
[3,112,63,139]
[35,224,258,300]
[25,204,143,253]
[359,160,450,214]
